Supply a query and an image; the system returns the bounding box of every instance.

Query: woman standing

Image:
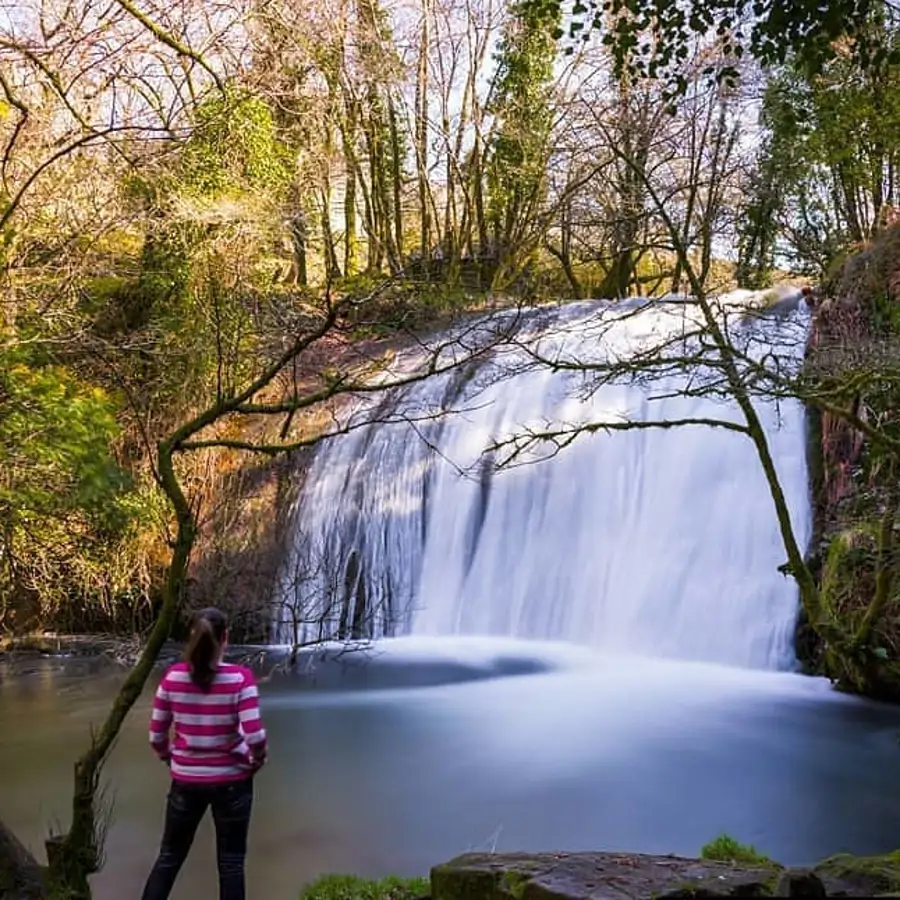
[142,608,268,900]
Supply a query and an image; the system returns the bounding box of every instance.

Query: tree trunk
[289,212,308,287]
[344,169,359,276]
[415,0,431,261]
[689,260,823,625]
[319,183,342,282]
[388,97,404,268]
[43,443,196,899]
[598,247,637,299]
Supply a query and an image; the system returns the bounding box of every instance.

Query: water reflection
[2,640,900,900]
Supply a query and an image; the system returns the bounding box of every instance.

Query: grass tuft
[700,834,773,866]
[299,874,430,900]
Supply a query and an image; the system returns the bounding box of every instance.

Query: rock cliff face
[802,225,900,699]
[806,228,900,524]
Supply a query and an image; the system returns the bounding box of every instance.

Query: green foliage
[754,18,900,273]
[97,92,297,430]
[0,340,160,631]
[180,90,292,199]
[298,874,429,900]
[0,344,126,523]
[555,0,884,92]
[700,834,773,867]
[486,0,560,275]
[735,140,782,289]
[140,224,199,297]
[819,520,900,690]
[336,275,487,335]
[871,291,900,336]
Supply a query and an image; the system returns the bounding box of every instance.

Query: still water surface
[2,637,900,899]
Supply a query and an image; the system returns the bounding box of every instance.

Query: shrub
[700,834,773,866]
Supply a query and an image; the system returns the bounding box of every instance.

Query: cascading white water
[275,290,813,671]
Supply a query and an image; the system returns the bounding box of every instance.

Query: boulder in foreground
[430,850,900,898]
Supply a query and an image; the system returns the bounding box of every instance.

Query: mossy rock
[430,852,784,899]
[815,525,900,702]
[813,851,900,896]
[820,526,878,624]
[430,855,545,899]
[430,851,900,898]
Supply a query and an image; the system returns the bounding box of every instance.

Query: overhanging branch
[110,0,226,94]
[491,415,750,468]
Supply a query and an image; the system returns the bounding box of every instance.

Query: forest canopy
[0,0,896,634]
[560,0,889,79]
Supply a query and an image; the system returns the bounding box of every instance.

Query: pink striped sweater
[149,662,268,784]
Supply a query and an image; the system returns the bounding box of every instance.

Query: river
[5,292,898,896]
[2,637,900,899]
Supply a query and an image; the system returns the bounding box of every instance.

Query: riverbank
[427,849,900,899]
[0,634,290,680]
[0,634,149,662]
[10,835,900,899]
[298,844,900,899]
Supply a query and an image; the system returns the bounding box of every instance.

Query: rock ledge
[430,851,896,899]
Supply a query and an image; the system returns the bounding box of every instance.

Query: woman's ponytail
[185,607,228,691]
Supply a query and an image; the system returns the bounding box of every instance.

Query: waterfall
[275,291,812,671]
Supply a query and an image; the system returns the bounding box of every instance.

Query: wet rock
[430,852,883,899]
[773,869,826,897]
[812,851,900,896]
[430,852,780,899]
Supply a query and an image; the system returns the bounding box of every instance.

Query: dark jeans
[141,777,254,900]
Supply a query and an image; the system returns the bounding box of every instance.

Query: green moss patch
[814,851,900,896]
[817,524,900,700]
[299,874,429,900]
